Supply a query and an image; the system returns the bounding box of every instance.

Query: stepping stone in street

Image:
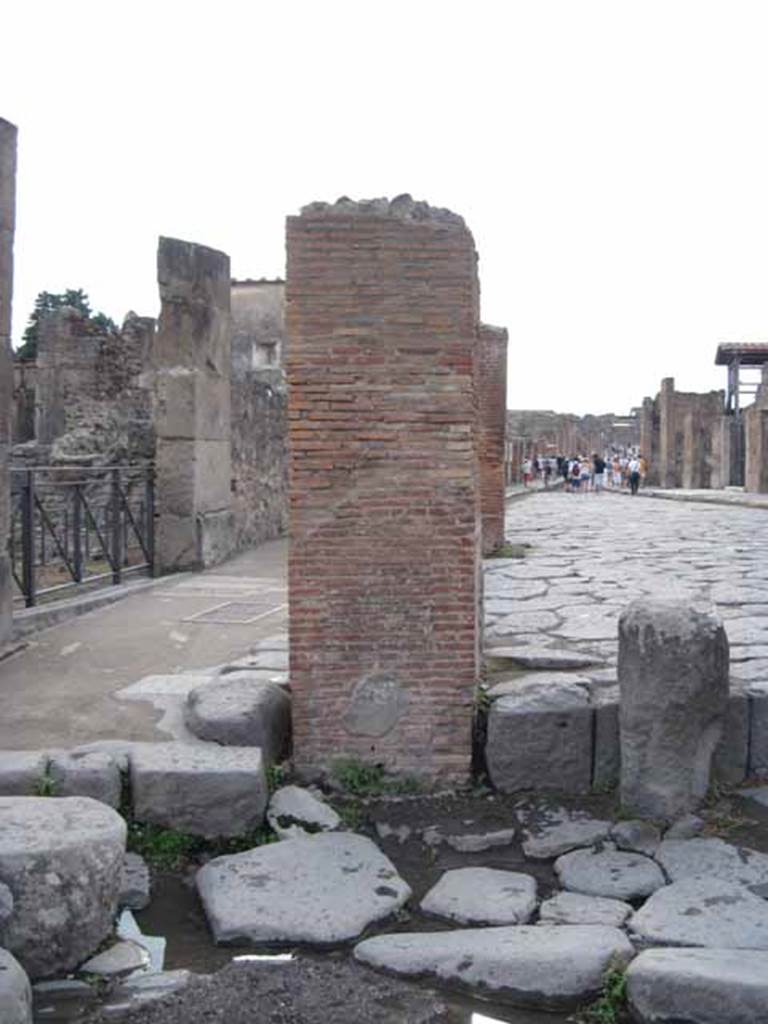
[196,833,410,944]
[484,646,605,670]
[130,742,268,839]
[627,948,768,1024]
[522,812,612,860]
[420,867,536,925]
[354,925,633,1011]
[538,891,632,928]
[629,878,768,948]
[610,820,662,857]
[555,847,666,901]
[184,677,291,763]
[0,948,32,1024]
[267,785,341,840]
[0,796,126,979]
[655,837,768,889]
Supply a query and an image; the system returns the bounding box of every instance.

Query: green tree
[15,288,117,360]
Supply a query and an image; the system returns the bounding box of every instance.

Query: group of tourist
[521,453,648,495]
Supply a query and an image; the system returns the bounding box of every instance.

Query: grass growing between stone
[487,542,531,559]
[574,961,628,1024]
[126,820,279,871]
[331,758,422,798]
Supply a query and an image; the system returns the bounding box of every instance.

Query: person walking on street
[629,454,641,496]
[592,453,606,493]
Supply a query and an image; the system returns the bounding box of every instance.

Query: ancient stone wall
[286,196,482,786]
[231,280,285,372]
[638,396,660,485]
[229,279,289,550]
[0,118,16,646]
[658,378,724,489]
[505,408,640,469]
[745,388,768,493]
[230,368,288,550]
[31,308,155,462]
[12,361,35,442]
[154,237,233,572]
[682,391,724,490]
[478,324,508,554]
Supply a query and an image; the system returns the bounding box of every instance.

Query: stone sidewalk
[0,540,287,750]
[633,486,768,510]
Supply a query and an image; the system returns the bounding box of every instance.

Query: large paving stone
[486,679,593,793]
[619,600,729,819]
[522,813,612,860]
[353,925,634,1010]
[484,646,604,670]
[48,751,122,807]
[627,947,768,1024]
[130,742,267,838]
[267,785,341,840]
[196,833,410,944]
[610,820,661,857]
[555,847,666,901]
[629,878,768,948]
[420,867,536,925]
[0,948,32,1024]
[486,671,591,701]
[538,891,632,928]
[0,797,126,979]
[0,752,47,796]
[184,677,291,763]
[712,688,750,785]
[655,837,768,888]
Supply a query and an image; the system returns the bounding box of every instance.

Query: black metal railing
[9,463,155,607]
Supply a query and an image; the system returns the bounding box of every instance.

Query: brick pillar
[154,237,233,572]
[0,119,17,647]
[478,324,508,555]
[286,196,482,786]
[658,377,677,488]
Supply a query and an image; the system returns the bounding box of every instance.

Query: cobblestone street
[487,491,768,684]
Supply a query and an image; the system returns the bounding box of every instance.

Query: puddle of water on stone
[32,872,570,1024]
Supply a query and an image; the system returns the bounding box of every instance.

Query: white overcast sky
[3,0,768,415]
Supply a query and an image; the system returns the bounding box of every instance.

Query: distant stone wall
[31,308,155,463]
[505,408,640,467]
[657,378,724,489]
[12,361,35,442]
[230,368,288,550]
[231,280,285,372]
[0,118,16,646]
[745,388,768,493]
[478,324,508,554]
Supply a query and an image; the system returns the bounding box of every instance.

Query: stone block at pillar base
[199,510,234,568]
[712,688,749,786]
[155,515,199,574]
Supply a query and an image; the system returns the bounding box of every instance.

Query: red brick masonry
[478,324,508,554]
[286,196,482,785]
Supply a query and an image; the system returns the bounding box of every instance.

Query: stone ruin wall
[230,280,288,551]
[505,409,640,468]
[286,196,482,786]
[478,324,508,554]
[745,375,768,493]
[153,237,233,572]
[20,308,156,464]
[0,118,16,646]
[641,378,726,491]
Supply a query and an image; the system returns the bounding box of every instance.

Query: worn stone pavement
[0,540,287,749]
[489,491,768,681]
[2,490,768,752]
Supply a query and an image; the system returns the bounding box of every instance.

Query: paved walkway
[0,540,287,749]
[3,490,768,752]
[488,491,768,682]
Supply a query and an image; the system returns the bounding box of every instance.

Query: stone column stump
[0,118,17,647]
[618,599,729,820]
